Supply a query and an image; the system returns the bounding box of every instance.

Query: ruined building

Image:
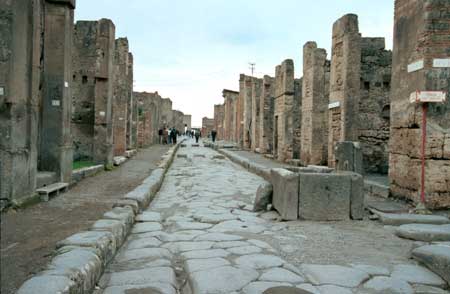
[389,0,450,209]
[1,0,76,205]
[72,19,116,166]
[223,89,239,142]
[135,92,161,147]
[202,117,215,137]
[214,104,225,140]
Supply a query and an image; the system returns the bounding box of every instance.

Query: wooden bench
[36,182,69,202]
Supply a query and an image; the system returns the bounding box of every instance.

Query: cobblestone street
[96,141,449,294]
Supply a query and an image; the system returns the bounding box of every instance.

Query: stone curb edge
[16,141,184,294]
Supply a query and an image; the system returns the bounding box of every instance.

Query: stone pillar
[251,78,263,151]
[259,76,275,154]
[113,38,130,156]
[243,75,253,149]
[236,75,245,145]
[214,104,225,140]
[390,0,450,209]
[126,53,136,150]
[0,0,42,204]
[328,14,361,167]
[273,60,296,162]
[39,0,75,182]
[223,90,238,142]
[301,42,329,166]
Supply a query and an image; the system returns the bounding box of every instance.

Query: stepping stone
[243,282,292,294]
[373,211,450,226]
[213,241,249,249]
[210,220,266,234]
[131,222,162,234]
[302,264,369,288]
[412,244,450,284]
[259,268,305,284]
[264,286,316,294]
[395,224,450,242]
[185,257,230,273]
[159,230,206,242]
[235,254,284,269]
[106,267,176,287]
[189,266,259,293]
[175,221,212,230]
[115,248,172,263]
[391,264,446,288]
[363,276,413,294]
[367,199,409,213]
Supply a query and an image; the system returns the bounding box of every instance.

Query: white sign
[410,91,446,103]
[99,111,106,117]
[119,117,124,121]
[0,87,4,96]
[52,100,60,106]
[407,60,424,73]
[328,101,341,109]
[64,81,69,88]
[433,58,450,68]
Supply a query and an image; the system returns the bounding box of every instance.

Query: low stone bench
[36,182,69,201]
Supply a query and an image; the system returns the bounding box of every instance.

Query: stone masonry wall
[390,0,450,209]
[259,76,275,154]
[223,90,238,142]
[126,52,137,150]
[202,117,214,138]
[251,78,263,151]
[236,75,245,145]
[243,75,254,149]
[135,91,161,147]
[214,104,225,140]
[183,115,192,132]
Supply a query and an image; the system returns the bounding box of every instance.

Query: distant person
[195,130,200,143]
[211,130,217,142]
[163,128,169,144]
[158,128,163,144]
[168,128,172,144]
[171,128,178,144]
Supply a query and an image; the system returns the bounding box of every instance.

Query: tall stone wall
[126,53,137,150]
[243,75,254,149]
[293,78,302,160]
[134,91,161,147]
[251,78,263,151]
[328,14,361,167]
[359,37,392,174]
[301,42,330,166]
[390,0,450,209]
[223,90,238,142]
[172,110,185,133]
[259,76,275,154]
[273,60,297,162]
[160,98,173,129]
[202,117,214,138]
[183,114,192,131]
[214,104,225,140]
[72,19,115,166]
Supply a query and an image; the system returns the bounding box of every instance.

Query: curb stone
[16,140,185,294]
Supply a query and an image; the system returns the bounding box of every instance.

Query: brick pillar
[40,0,75,182]
[389,0,450,209]
[251,78,263,151]
[301,42,329,166]
[259,76,275,154]
[0,0,42,203]
[328,14,361,167]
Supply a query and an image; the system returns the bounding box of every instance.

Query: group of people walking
[158,127,179,145]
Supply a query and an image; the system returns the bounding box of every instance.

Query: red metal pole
[420,103,427,204]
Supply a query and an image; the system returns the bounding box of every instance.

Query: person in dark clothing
[171,128,177,144]
[158,129,163,144]
[194,130,200,143]
[211,130,217,143]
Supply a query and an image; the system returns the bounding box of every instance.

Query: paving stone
[295,283,320,294]
[159,230,206,242]
[103,207,135,230]
[17,275,76,294]
[163,241,214,253]
[189,266,259,294]
[213,241,250,249]
[90,219,126,246]
[136,211,161,222]
[131,222,163,234]
[196,213,238,223]
[350,264,390,276]
[238,215,267,224]
[210,220,266,234]
[395,224,450,242]
[106,267,176,287]
[182,249,230,260]
[363,276,414,294]
[126,237,162,249]
[373,211,450,226]
[175,221,213,230]
[412,244,450,284]
[234,254,285,269]
[302,264,369,287]
[195,232,243,242]
[227,245,262,255]
[391,264,446,287]
[102,283,176,294]
[248,239,273,249]
[113,199,140,215]
[260,211,281,221]
[317,285,353,294]
[185,257,230,272]
[243,282,292,294]
[259,268,305,284]
[115,248,172,263]
[108,258,172,272]
[413,284,450,294]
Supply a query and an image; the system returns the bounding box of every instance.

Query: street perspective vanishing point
[1,1,449,294]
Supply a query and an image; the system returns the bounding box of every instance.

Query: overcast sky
[75,0,394,127]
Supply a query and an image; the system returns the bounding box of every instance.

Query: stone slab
[373,211,450,226]
[367,200,409,214]
[90,219,127,246]
[17,275,76,294]
[395,224,450,242]
[271,168,299,220]
[253,182,273,212]
[106,267,176,287]
[362,276,414,294]
[412,244,450,284]
[302,264,369,288]
[391,264,446,287]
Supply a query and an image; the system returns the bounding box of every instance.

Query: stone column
[389,0,450,209]
[223,90,238,142]
[243,75,253,149]
[127,53,138,149]
[113,38,130,156]
[236,75,245,146]
[0,0,42,204]
[301,41,329,166]
[259,75,275,154]
[328,14,361,167]
[40,0,76,182]
[251,78,263,151]
[214,104,225,140]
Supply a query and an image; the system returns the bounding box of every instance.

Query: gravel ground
[0,145,169,294]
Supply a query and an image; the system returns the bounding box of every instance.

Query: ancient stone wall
[223,90,239,142]
[259,76,275,154]
[160,98,173,129]
[134,91,161,147]
[214,104,225,140]
[126,53,137,150]
[172,110,185,133]
[293,78,302,161]
[301,42,330,166]
[243,75,254,149]
[390,0,450,209]
[183,115,192,132]
[202,117,214,138]
[236,75,245,146]
[251,78,263,151]
[328,14,361,167]
[273,60,297,162]
[113,38,130,156]
[359,37,392,174]
[72,19,115,166]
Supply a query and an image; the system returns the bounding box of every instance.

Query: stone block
[335,141,363,174]
[395,224,450,242]
[124,185,151,209]
[113,156,127,166]
[298,173,351,221]
[103,207,135,231]
[341,172,364,220]
[17,275,76,294]
[271,168,299,220]
[90,219,127,246]
[113,199,140,214]
[412,244,450,284]
[253,182,273,212]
